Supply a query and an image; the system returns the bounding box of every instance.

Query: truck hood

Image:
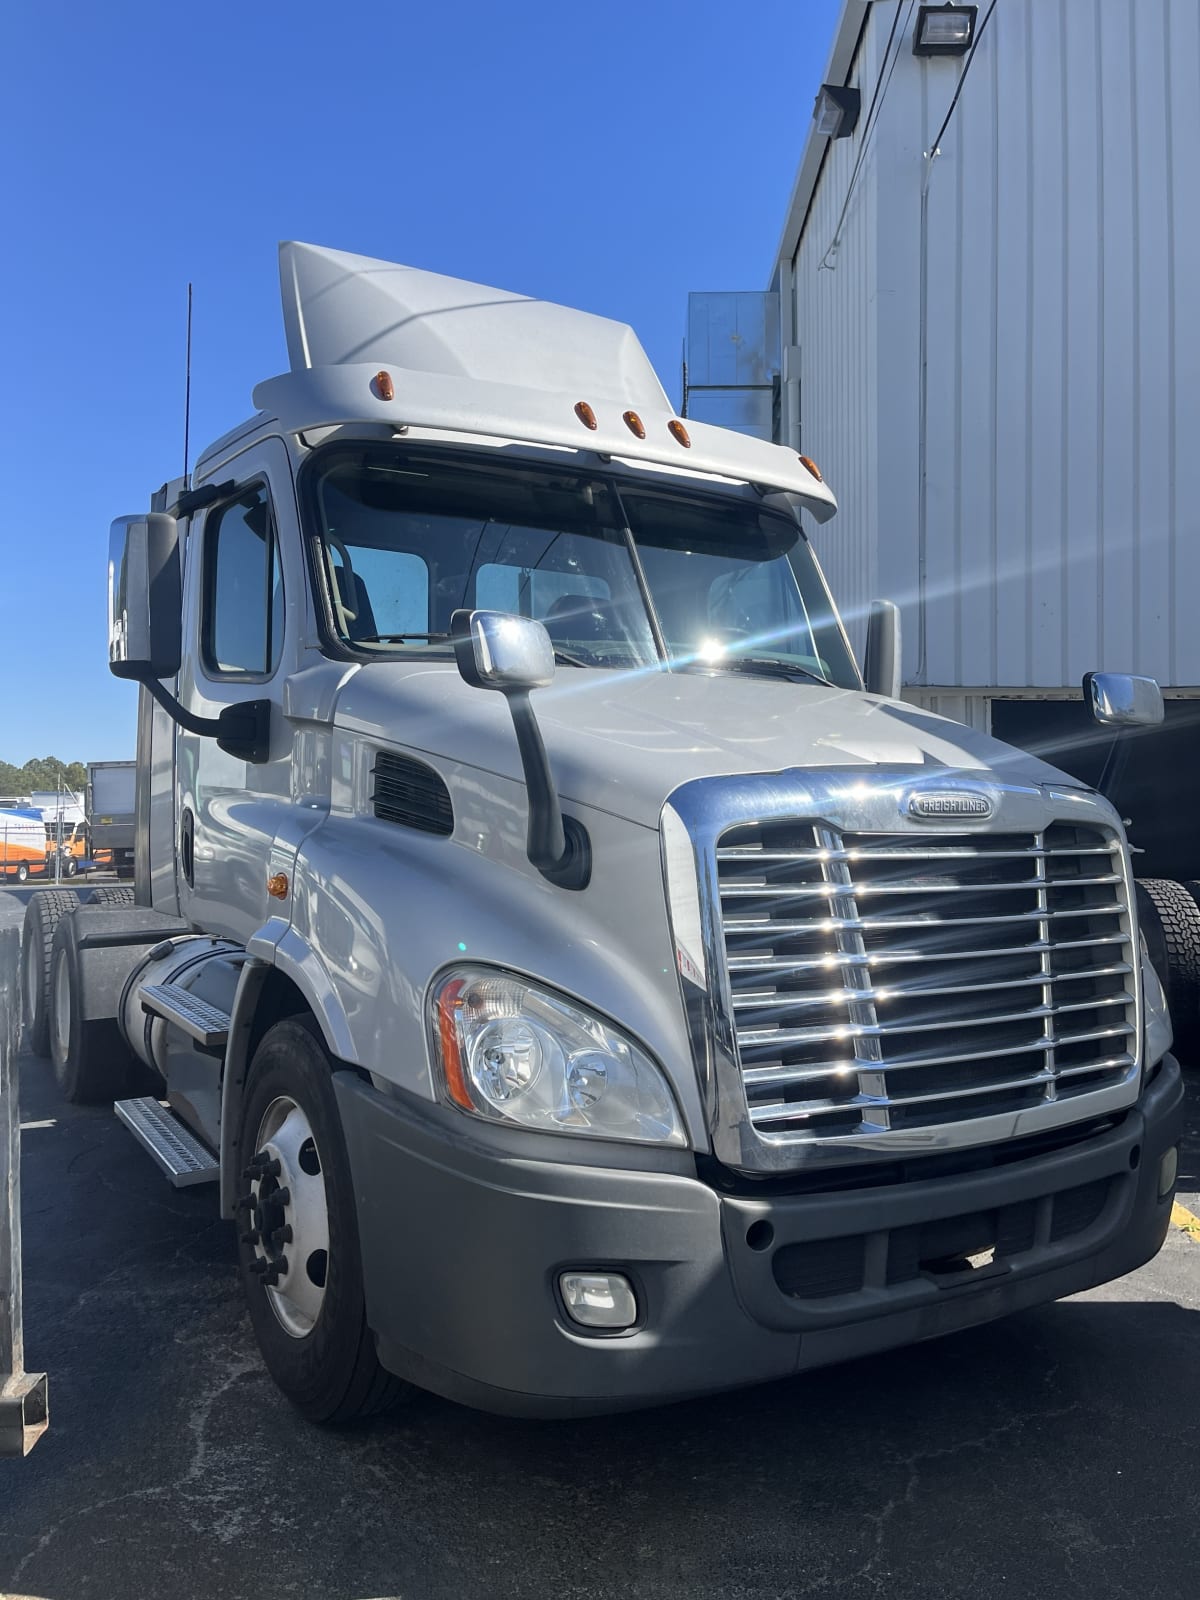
[317,661,1083,829]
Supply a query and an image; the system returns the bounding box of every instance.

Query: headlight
[1139,932,1172,1069]
[430,967,687,1147]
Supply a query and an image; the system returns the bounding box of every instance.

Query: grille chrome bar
[724,933,1128,974]
[731,963,1133,1009]
[716,845,1116,863]
[719,874,1121,898]
[734,991,1133,1048]
[722,902,1125,934]
[741,1022,1137,1086]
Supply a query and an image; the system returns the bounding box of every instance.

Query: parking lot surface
[1,885,1198,1600]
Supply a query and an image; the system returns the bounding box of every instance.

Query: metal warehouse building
[686,0,1200,875]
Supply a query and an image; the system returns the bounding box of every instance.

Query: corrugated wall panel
[788,15,889,658]
[781,0,1200,691]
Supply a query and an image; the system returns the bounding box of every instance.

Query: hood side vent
[372,751,454,836]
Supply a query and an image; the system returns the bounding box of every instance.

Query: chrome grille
[715,821,1137,1143]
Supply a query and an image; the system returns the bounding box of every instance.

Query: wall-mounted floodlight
[813,84,861,139]
[913,4,978,56]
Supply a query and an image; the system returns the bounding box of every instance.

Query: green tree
[0,758,90,799]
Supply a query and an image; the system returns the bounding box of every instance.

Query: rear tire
[21,890,83,1057]
[236,1017,407,1424]
[48,916,145,1104]
[1136,878,1200,1056]
[88,885,136,908]
[16,862,29,884]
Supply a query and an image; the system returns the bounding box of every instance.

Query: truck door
[175,437,301,943]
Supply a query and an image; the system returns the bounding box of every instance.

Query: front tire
[16,861,29,884]
[236,1018,406,1424]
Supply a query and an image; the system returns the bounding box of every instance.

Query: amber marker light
[372,370,396,401]
[436,977,474,1111]
[668,419,691,448]
[623,410,646,439]
[267,873,289,900]
[799,454,823,481]
[574,401,598,430]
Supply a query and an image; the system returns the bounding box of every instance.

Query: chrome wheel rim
[246,1095,330,1339]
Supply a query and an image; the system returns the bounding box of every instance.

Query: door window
[202,485,284,676]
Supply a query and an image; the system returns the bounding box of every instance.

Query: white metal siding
[783,0,1200,690]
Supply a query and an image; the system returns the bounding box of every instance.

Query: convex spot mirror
[1084,672,1164,729]
[108,513,182,682]
[452,609,555,693]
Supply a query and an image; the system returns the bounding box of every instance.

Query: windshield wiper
[359,632,452,643]
[551,647,596,668]
[689,655,835,688]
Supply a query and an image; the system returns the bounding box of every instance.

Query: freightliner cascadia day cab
[23,244,1183,1421]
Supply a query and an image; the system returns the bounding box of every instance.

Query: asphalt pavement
[1,884,1198,1600]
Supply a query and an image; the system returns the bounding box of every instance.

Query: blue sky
[0,0,840,764]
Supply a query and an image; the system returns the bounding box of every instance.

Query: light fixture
[812,84,861,140]
[913,4,978,56]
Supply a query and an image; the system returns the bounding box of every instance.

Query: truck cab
[26,242,1183,1421]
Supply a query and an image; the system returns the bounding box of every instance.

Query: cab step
[114,1097,219,1188]
[140,982,230,1051]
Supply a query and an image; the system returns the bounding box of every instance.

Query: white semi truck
[21,243,1183,1421]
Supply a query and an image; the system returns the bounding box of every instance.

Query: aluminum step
[140,982,230,1050]
[114,1097,219,1188]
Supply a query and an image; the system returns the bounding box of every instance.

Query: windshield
[304,445,860,689]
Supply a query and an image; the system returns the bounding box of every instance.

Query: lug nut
[240,1230,260,1247]
[248,1259,269,1277]
[271,1224,294,1246]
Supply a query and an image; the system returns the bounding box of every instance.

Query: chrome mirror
[1084,672,1164,729]
[452,610,555,693]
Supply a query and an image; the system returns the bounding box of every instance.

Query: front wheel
[236,1018,406,1424]
[16,862,29,884]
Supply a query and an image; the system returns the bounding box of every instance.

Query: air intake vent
[372,752,453,836]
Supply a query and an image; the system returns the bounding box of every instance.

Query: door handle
[180,807,195,888]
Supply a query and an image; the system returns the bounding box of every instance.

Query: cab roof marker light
[574,401,598,430]
[372,370,395,401]
[799,455,823,482]
[623,410,646,439]
[668,419,691,448]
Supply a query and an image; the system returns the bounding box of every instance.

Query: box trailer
[87,761,135,877]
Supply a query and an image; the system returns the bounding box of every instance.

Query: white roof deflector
[279,241,671,412]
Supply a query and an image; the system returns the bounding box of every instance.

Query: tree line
[0,757,88,796]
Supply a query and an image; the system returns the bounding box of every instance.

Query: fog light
[1159,1146,1179,1200]
[559,1271,637,1330]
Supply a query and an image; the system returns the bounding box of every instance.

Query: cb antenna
[183,281,194,479]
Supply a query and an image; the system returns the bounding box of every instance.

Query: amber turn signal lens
[574,400,598,430]
[668,419,691,448]
[436,978,474,1110]
[799,454,823,482]
[267,873,289,900]
[372,370,395,401]
[622,410,646,439]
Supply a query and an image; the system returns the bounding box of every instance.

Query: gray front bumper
[334,1058,1184,1417]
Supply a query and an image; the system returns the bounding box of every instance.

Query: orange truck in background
[0,810,49,883]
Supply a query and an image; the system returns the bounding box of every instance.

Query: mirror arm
[503,690,591,891]
[137,674,272,765]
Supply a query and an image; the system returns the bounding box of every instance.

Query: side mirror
[1083,672,1164,728]
[451,610,555,693]
[108,513,182,681]
[450,609,588,890]
[863,599,902,698]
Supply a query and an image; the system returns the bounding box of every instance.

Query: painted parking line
[1172,1201,1200,1241]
